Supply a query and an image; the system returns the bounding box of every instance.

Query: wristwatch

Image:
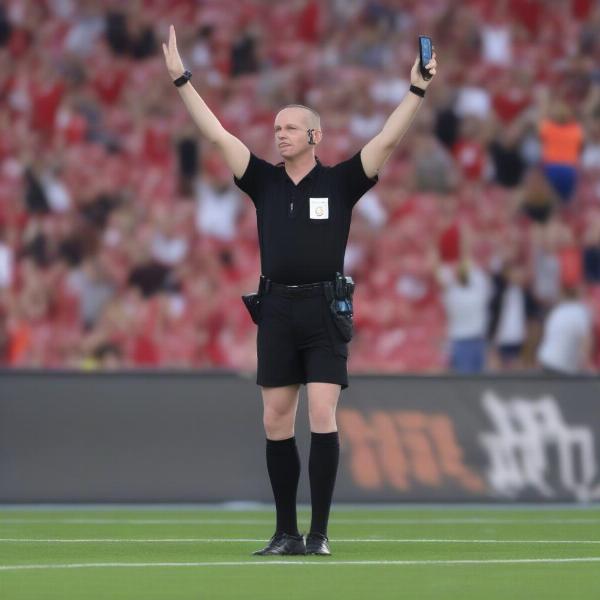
[173,70,192,87]
[409,84,426,98]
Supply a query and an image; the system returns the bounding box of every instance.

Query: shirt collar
[278,157,321,184]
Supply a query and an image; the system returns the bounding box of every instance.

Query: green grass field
[1,505,599,599]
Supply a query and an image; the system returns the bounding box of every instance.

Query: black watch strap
[409,84,426,98]
[173,70,192,87]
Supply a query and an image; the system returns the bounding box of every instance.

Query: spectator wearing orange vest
[539,101,583,202]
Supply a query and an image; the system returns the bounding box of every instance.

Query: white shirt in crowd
[495,284,526,346]
[354,190,387,229]
[439,265,491,340]
[537,300,592,374]
[195,181,242,241]
[0,242,13,289]
[481,25,512,66]
[151,233,188,266]
[532,249,560,305]
[455,86,491,120]
[582,142,600,170]
[41,170,72,213]
[349,112,386,141]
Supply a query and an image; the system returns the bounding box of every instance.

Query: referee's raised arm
[162,24,250,179]
[360,50,438,179]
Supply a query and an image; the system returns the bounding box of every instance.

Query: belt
[260,276,331,298]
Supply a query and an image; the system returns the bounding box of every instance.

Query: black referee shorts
[256,283,349,390]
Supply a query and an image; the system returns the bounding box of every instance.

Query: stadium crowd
[0,0,599,373]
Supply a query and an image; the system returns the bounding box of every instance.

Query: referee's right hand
[162,24,186,80]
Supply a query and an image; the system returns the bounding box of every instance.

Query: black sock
[309,431,340,537]
[266,437,300,536]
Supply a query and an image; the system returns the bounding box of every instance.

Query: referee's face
[274,107,313,160]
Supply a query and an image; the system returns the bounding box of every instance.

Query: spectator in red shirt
[452,116,488,182]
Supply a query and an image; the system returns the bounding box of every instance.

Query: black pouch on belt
[241,293,261,324]
[325,272,355,342]
[241,276,269,325]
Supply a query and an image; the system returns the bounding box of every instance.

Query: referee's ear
[311,129,323,146]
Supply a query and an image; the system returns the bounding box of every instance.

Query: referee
[163,25,437,556]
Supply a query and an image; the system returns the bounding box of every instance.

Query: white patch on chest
[309,197,329,219]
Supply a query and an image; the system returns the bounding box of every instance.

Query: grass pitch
[1,505,599,599]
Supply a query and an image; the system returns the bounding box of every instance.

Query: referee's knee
[263,408,295,439]
[308,405,337,433]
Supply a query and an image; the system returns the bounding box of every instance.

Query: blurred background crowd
[0,0,599,374]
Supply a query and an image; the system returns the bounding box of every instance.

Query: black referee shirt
[234,151,378,284]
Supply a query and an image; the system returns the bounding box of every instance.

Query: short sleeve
[233,153,273,208]
[331,151,378,208]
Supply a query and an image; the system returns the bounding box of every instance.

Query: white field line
[2,518,600,525]
[2,557,600,571]
[1,538,600,544]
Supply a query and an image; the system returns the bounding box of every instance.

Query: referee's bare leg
[306,382,341,554]
[254,384,303,555]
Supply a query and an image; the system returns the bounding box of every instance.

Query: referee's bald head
[276,104,321,131]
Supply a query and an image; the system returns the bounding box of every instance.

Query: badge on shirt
[309,197,329,219]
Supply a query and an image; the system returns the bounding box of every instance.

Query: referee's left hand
[411,50,437,89]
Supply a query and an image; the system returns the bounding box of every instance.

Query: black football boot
[305,532,331,556]
[252,532,306,556]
